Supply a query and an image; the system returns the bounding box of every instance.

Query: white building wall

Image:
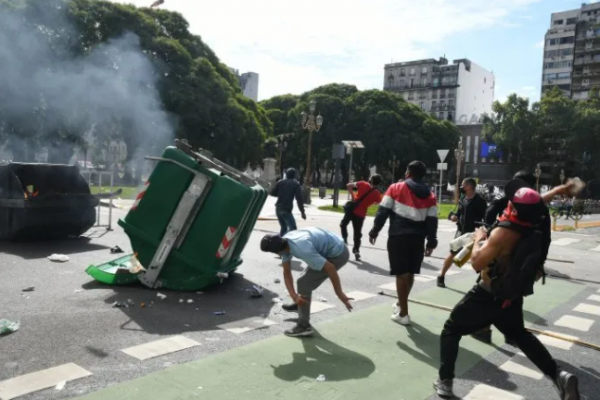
[455,61,495,124]
[240,72,259,102]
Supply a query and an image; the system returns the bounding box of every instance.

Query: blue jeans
[276,208,297,236]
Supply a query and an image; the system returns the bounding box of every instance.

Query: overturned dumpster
[86,140,269,291]
[0,163,99,240]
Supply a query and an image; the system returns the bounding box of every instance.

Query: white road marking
[554,315,595,332]
[217,317,277,334]
[499,358,543,380]
[464,384,524,400]
[378,282,397,291]
[587,294,600,303]
[573,303,600,316]
[537,331,578,351]
[445,269,462,276]
[415,274,436,282]
[310,301,335,314]
[346,291,377,301]
[591,244,600,252]
[551,238,581,246]
[0,363,91,400]
[121,335,200,361]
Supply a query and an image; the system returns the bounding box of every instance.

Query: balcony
[572,84,597,91]
[577,31,600,40]
[543,78,571,86]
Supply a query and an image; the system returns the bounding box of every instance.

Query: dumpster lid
[85,254,145,286]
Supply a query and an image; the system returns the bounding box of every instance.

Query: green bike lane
[73,276,585,400]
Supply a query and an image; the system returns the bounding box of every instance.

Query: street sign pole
[436,150,449,207]
[332,144,345,208]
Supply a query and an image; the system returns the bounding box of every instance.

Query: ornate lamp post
[454,137,465,203]
[389,154,400,182]
[300,100,323,202]
[534,163,542,192]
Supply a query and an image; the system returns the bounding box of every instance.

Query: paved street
[1,200,600,400]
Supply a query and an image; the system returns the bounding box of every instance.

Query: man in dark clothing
[271,168,306,236]
[485,171,551,269]
[437,177,487,288]
[341,174,383,261]
[369,161,438,326]
[434,181,580,400]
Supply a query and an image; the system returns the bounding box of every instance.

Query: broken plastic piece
[318,296,328,302]
[157,293,167,300]
[272,298,282,304]
[0,319,20,335]
[213,311,225,315]
[110,246,124,254]
[274,278,281,284]
[48,254,69,262]
[22,287,35,292]
[55,381,66,390]
[216,272,229,282]
[112,301,126,308]
[316,374,326,382]
[250,285,264,298]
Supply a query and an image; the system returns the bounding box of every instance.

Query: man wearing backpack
[434,180,580,400]
[271,168,306,236]
[340,174,383,261]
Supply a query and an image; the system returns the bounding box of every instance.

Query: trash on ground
[274,278,281,284]
[316,374,326,382]
[112,301,126,308]
[250,285,264,298]
[110,246,124,254]
[187,299,194,304]
[216,272,228,282]
[55,381,66,390]
[126,299,135,306]
[22,287,35,292]
[140,302,146,308]
[213,311,226,316]
[48,254,70,263]
[378,290,385,295]
[157,293,167,300]
[272,297,282,304]
[0,319,20,335]
[74,289,84,293]
[179,299,184,303]
[318,296,328,302]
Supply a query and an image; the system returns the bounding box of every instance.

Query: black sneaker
[282,303,299,312]
[284,324,313,337]
[437,276,446,288]
[471,329,492,344]
[433,378,454,398]
[555,370,580,400]
[354,252,361,261]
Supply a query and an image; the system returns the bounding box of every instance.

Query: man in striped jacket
[369,161,438,326]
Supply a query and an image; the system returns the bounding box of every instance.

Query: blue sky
[116,0,585,102]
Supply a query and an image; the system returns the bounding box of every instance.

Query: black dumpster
[0,163,99,240]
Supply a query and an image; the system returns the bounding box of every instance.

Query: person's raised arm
[470,227,505,272]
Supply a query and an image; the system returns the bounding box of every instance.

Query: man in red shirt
[340,174,383,261]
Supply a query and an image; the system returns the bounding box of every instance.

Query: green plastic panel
[85,254,141,286]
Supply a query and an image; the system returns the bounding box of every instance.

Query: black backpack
[489,222,544,300]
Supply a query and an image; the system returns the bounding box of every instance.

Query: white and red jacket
[370,178,438,249]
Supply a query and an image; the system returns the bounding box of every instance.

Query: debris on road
[272,297,282,304]
[74,289,84,293]
[0,319,20,335]
[179,299,184,303]
[110,246,124,254]
[213,311,226,316]
[216,272,228,283]
[318,296,328,302]
[274,278,281,284]
[250,285,264,298]
[316,374,326,382]
[22,287,35,292]
[140,302,146,308]
[378,289,385,295]
[48,254,69,263]
[112,301,126,308]
[187,299,194,304]
[55,381,66,391]
[157,293,167,300]
[126,299,135,307]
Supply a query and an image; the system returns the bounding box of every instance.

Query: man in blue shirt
[260,227,352,337]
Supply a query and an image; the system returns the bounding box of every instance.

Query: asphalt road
[1,203,600,400]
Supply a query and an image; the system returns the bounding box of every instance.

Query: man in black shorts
[369,161,438,325]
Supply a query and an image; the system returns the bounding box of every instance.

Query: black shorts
[387,235,425,276]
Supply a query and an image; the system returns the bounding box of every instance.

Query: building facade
[542,2,600,100]
[383,57,495,124]
[228,67,259,101]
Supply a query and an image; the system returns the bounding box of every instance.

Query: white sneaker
[391,313,411,325]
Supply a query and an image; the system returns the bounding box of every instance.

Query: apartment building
[228,67,260,101]
[542,2,600,100]
[383,57,495,124]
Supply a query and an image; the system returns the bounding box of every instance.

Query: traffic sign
[437,163,448,171]
[437,149,449,162]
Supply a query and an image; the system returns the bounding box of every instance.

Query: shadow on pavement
[349,260,389,276]
[0,237,112,260]
[80,272,280,335]
[396,322,518,392]
[271,329,376,382]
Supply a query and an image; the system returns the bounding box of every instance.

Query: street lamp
[389,154,399,182]
[454,137,465,203]
[300,100,324,203]
[535,163,542,192]
[276,133,293,178]
[560,169,565,185]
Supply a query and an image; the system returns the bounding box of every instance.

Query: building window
[447,113,454,122]
[466,136,471,163]
[433,77,440,87]
[421,77,427,86]
[553,19,563,25]
[419,102,425,110]
[567,17,577,24]
[409,78,414,88]
[399,79,405,88]
[410,68,415,75]
[421,67,427,74]
[400,68,405,76]
[559,36,574,45]
[547,38,558,46]
[431,100,437,110]
[438,112,444,120]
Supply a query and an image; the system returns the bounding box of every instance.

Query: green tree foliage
[0,0,271,182]
[261,84,461,185]
[483,87,600,183]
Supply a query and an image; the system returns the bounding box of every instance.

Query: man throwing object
[260,227,353,337]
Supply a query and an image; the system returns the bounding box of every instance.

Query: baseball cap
[260,234,287,254]
[503,179,545,226]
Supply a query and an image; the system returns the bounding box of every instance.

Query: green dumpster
[86,140,269,291]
